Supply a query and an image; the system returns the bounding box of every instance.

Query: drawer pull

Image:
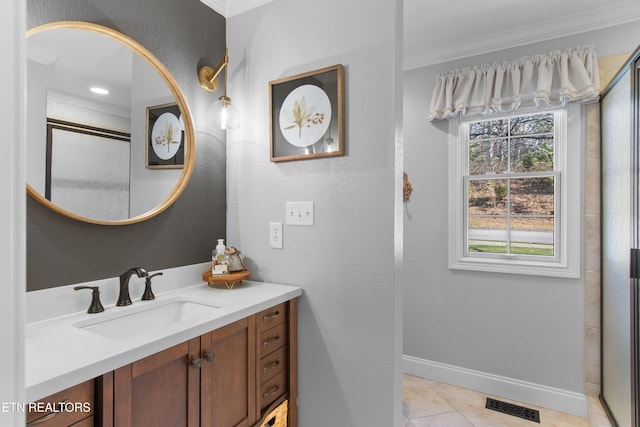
[263,359,281,372]
[263,310,281,321]
[262,384,280,398]
[27,400,68,425]
[204,352,215,362]
[263,335,280,346]
[191,358,202,369]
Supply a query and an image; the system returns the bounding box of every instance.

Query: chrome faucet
[117,267,148,306]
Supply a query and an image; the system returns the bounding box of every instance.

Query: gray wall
[227,0,403,426]
[403,22,640,394]
[26,0,227,291]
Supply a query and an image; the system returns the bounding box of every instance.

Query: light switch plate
[285,202,314,226]
[269,222,283,248]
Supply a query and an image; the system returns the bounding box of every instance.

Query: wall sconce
[198,48,239,130]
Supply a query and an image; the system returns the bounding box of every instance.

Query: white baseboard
[403,355,587,418]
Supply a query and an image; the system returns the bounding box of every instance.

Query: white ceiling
[28,27,134,115]
[204,0,640,70]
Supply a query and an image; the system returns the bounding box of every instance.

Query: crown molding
[226,0,274,17]
[47,89,131,120]
[199,0,274,18]
[404,2,640,70]
[199,0,227,17]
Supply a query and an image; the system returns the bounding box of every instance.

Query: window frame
[448,105,582,278]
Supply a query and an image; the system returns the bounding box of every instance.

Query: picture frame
[146,102,185,169]
[269,64,344,162]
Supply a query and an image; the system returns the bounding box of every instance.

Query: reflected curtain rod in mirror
[26,21,196,226]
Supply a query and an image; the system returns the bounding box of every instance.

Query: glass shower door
[601,65,634,427]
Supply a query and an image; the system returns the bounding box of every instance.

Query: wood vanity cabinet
[26,379,95,426]
[99,298,297,427]
[111,339,201,427]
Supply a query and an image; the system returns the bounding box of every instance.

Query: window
[448,106,581,278]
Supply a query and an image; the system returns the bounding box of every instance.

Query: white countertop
[25,271,302,402]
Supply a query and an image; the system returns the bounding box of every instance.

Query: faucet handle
[141,272,163,301]
[74,286,105,314]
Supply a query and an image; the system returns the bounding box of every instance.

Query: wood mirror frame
[26,21,195,225]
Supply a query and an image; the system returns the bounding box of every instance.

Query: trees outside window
[448,106,581,278]
[466,113,557,258]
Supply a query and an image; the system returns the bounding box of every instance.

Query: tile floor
[402,374,604,427]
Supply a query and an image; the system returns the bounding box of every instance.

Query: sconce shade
[211,95,240,130]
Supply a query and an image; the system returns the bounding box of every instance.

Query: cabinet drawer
[26,379,94,427]
[260,346,287,384]
[259,322,286,359]
[69,415,93,427]
[257,303,286,333]
[260,370,286,411]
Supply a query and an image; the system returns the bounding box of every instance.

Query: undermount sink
[73,297,219,340]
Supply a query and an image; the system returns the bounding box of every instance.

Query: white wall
[403,21,640,415]
[1,0,25,426]
[226,0,402,425]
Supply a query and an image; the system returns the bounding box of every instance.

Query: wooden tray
[202,269,250,289]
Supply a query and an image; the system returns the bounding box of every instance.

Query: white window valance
[427,45,600,121]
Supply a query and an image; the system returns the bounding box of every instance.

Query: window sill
[449,256,580,278]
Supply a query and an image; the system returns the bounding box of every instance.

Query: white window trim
[448,104,582,278]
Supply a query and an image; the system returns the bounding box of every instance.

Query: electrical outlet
[269,222,283,248]
[285,202,314,226]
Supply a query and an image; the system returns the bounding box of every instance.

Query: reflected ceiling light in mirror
[90,86,109,95]
[198,48,239,130]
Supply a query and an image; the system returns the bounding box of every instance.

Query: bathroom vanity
[25,271,301,427]
[23,21,302,426]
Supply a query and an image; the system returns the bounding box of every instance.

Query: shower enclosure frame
[601,45,640,427]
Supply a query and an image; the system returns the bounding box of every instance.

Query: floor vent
[485,397,540,423]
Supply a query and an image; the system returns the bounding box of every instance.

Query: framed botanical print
[146,102,185,169]
[269,64,344,162]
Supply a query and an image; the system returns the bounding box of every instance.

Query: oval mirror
[26,21,195,225]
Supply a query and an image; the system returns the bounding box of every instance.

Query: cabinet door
[113,339,200,427]
[200,317,256,427]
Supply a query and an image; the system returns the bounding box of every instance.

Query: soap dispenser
[212,239,229,275]
[215,239,226,263]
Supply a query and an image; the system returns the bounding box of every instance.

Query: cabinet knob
[191,358,202,369]
[204,352,215,362]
